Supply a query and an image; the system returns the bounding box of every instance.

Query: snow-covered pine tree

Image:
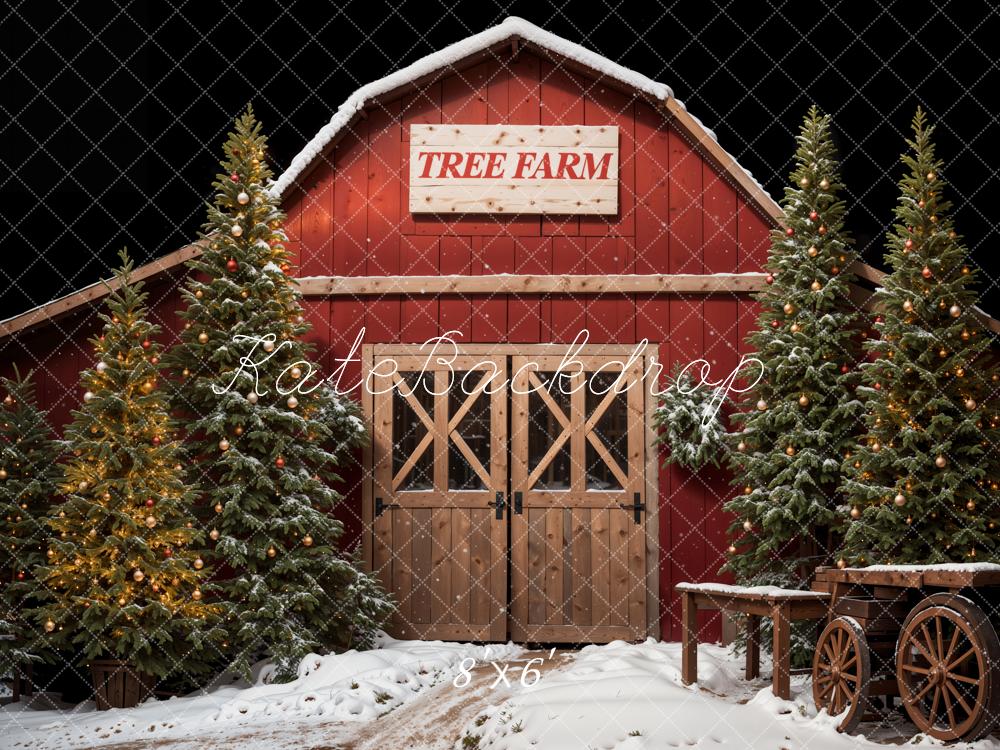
[840,109,1000,565]
[724,107,863,592]
[35,251,219,679]
[166,106,391,680]
[0,369,61,675]
[654,364,728,471]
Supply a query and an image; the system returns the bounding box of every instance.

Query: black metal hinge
[374,497,400,518]
[487,491,505,520]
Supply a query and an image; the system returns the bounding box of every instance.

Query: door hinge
[618,492,646,524]
[375,497,400,518]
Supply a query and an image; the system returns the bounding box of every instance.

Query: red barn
[1,17,840,645]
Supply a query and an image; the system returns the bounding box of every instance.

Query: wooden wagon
[810,564,1000,742]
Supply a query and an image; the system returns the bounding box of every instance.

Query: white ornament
[287,395,299,409]
[83,391,95,402]
[218,438,230,452]
[145,515,157,529]
[96,362,107,372]
[246,391,259,404]
[262,339,275,352]
[231,224,243,237]
[290,366,302,379]
[237,191,250,205]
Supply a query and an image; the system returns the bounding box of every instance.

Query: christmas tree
[0,369,61,675]
[724,107,863,591]
[166,106,389,680]
[840,109,1000,564]
[34,251,218,679]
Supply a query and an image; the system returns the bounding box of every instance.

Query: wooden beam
[0,241,205,339]
[296,272,768,296]
[662,97,783,224]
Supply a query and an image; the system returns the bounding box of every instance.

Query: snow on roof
[268,16,766,198]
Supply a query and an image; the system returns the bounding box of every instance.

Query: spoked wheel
[813,616,871,732]
[896,594,1000,742]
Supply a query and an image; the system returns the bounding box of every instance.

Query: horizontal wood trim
[297,272,768,296]
[0,241,206,340]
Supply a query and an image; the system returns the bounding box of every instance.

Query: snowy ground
[2,637,999,750]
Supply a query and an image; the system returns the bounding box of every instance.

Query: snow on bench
[674,582,829,600]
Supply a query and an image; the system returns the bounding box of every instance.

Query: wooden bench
[676,582,830,699]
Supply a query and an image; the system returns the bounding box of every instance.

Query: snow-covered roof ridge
[269,16,766,198]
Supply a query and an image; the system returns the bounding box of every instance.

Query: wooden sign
[409,124,618,215]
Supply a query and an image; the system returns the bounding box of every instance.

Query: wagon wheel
[813,616,871,733]
[896,593,1000,742]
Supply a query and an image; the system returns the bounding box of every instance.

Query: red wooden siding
[3,49,776,644]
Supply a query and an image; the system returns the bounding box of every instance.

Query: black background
[2,1,998,320]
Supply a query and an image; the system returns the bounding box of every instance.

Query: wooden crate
[90,660,154,710]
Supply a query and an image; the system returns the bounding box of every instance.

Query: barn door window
[448,370,492,491]
[526,372,574,491]
[392,371,435,492]
[584,372,629,491]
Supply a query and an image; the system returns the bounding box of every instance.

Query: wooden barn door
[509,355,647,642]
[371,355,508,641]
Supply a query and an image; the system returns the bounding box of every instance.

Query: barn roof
[2,16,994,340]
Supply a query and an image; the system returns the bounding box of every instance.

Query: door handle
[375,497,400,518]
[513,491,523,515]
[618,492,646,524]
[486,491,505,520]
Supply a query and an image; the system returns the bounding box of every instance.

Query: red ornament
[874,316,883,324]
[226,258,239,272]
[809,211,818,221]
[16,571,25,581]
[765,274,774,285]
[874,382,882,391]
[99,335,105,341]
[152,436,161,446]
[785,227,795,237]
[922,266,932,279]
[230,173,239,182]
[280,263,290,274]
[817,225,827,235]
[141,339,151,350]
[904,238,914,250]
[146,498,155,508]
[164,548,173,557]
[150,356,159,365]
[275,456,285,469]
[770,320,780,329]
[840,365,849,374]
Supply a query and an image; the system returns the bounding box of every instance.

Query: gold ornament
[195,289,203,299]
[902,300,914,312]
[0,469,6,480]
[267,546,277,558]
[78,480,88,492]
[303,534,313,547]
[145,515,157,529]
[894,493,906,507]
[836,558,846,569]
[965,398,977,411]
[756,399,768,412]
[742,520,753,532]
[140,380,154,394]
[133,569,144,582]
[736,441,747,452]
[290,366,302,379]
[198,331,209,344]
[820,178,830,190]
[194,558,204,570]
[850,506,861,519]
[783,303,795,315]
[287,395,299,409]
[44,619,55,633]
[935,455,947,468]
[807,246,818,258]
[785,445,796,456]
[926,171,936,182]
[727,545,737,554]
[234,426,243,436]
[743,486,753,495]
[967,499,976,511]
[219,438,230,452]
[799,176,809,187]
[798,394,810,407]
[214,503,223,514]
[210,528,220,541]
[790,323,801,333]
[810,280,821,292]
[192,589,203,601]
[950,305,962,318]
